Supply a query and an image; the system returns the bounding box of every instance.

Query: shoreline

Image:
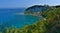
[25,14,46,20]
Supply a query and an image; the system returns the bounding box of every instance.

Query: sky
[0,0,60,8]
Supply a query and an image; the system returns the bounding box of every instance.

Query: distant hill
[25,5,48,12]
[24,5,60,14]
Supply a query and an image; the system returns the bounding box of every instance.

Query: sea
[0,8,39,28]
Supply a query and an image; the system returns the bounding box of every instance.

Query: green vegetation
[0,5,60,33]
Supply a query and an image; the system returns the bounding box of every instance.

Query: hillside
[0,5,60,33]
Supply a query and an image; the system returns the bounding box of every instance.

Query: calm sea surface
[0,9,39,28]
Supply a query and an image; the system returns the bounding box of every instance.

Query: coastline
[24,13,46,20]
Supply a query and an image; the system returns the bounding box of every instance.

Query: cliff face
[24,5,48,14]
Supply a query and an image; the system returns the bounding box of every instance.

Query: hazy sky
[0,0,60,8]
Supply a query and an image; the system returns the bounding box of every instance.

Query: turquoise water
[11,15,39,28]
[0,8,39,28]
[0,14,39,28]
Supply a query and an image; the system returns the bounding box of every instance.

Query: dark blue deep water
[0,8,39,28]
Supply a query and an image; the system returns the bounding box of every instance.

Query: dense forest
[0,5,60,33]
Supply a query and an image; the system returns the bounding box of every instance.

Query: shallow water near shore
[0,12,40,28]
